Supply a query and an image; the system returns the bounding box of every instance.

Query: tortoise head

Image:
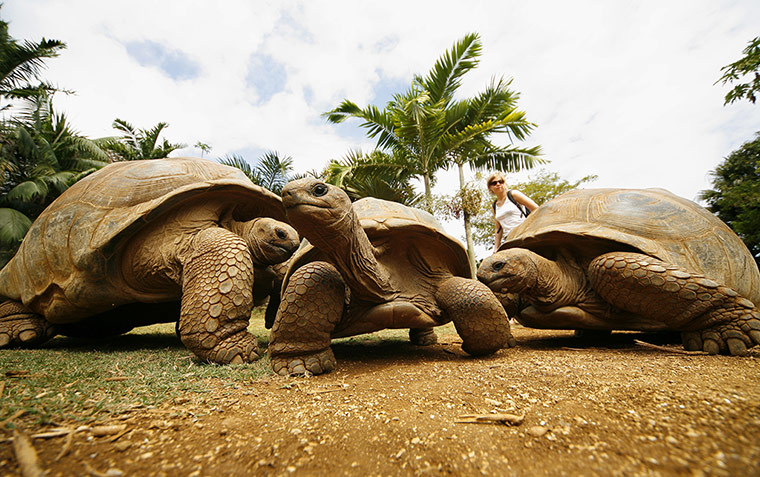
[281,177,396,302]
[234,218,299,266]
[477,248,539,295]
[281,178,355,252]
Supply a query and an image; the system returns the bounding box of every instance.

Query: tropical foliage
[0,13,110,267]
[0,93,110,266]
[324,33,542,273]
[99,119,186,161]
[700,133,760,264]
[716,36,760,105]
[322,149,422,206]
[218,151,295,195]
[0,8,66,108]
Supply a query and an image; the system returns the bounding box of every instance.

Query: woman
[487,172,539,253]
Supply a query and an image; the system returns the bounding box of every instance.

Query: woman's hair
[486,172,505,190]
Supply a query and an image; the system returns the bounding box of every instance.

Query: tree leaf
[0,208,32,245]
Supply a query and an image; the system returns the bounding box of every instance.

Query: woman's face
[488,175,505,194]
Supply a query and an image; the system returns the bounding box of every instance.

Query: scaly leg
[269,261,344,375]
[588,252,760,356]
[0,301,56,347]
[436,277,515,355]
[178,228,260,364]
[409,327,438,345]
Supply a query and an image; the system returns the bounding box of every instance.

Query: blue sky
[125,40,201,81]
[4,0,760,258]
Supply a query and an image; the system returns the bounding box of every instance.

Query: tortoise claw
[703,339,720,355]
[681,331,703,351]
[727,338,748,356]
[271,349,336,376]
[200,332,261,364]
[0,301,56,348]
[684,310,760,356]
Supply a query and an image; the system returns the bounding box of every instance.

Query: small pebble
[527,426,548,437]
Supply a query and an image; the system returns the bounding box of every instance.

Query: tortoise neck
[309,206,397,303]
[529,252,583,307]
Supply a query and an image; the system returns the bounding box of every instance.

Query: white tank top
[494,199,524,235]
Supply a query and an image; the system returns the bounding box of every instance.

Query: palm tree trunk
[458,163,477,277]
[423,172,433,213]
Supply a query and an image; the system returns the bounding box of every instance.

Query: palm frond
[111,118,141,153]
[254,151,294,194]
[0,207,32,246]
[467,144,545,172]
[7,179,48,202]
[141,122,169,158]
[0,32,66,96]
[322,149,421,205]
[322,100,364,123]
[67,136,111,165]
[43,170,76,193]
[418,33,482,103]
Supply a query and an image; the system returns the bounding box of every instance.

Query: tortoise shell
[283,197,471,290]
[0,157,286,318]
[501,188,760,304]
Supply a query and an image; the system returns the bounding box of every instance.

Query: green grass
[0,308,459,426]
[0,309,273,426]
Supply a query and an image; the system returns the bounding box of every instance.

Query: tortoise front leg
[436,277,515,355]
[588,252,760,356]
[269,261,344,375]
[0,301,56,347]
[409,327,437,345]
[178,228,260,364]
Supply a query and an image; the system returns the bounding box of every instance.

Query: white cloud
[4,0,760,259]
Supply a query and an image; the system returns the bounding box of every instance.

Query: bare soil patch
[2,325,759,476]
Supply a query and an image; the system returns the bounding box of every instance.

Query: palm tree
[99,119,186,161]
[323,149,422,206]
[0,9,66,108]
[218,151,295,195]
[0,93,110,266]
[324,33,543,273]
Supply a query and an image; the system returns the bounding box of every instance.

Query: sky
[4,0,760,257]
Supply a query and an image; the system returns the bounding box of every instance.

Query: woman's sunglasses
[489,179,505,186]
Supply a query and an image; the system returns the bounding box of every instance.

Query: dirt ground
[1,325,759,476]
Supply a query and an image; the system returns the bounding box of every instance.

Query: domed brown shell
[0,157,286,319]
[501,188,760,304]
[284,197,470,290]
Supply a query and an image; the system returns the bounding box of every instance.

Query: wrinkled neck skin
[524,251,585,310]
[305,206,397,303]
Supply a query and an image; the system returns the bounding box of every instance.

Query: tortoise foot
[194,331,262,364]
[409,328,438,346]
[436,277,514,356]
[0,301,56,347]
[271,349,336,376]
[682,310,760,356]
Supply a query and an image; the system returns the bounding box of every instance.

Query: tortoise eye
[312,183,328,197]
[492,261,505,271]
[275,228,287,240]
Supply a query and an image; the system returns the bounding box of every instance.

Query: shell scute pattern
[504,188,760,304]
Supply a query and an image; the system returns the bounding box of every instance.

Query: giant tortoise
[477,188,760,355]
[268,178,514,375]
[0,157,299,364]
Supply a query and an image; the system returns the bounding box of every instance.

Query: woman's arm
[493,218,503,254]
[510,190,539,212]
